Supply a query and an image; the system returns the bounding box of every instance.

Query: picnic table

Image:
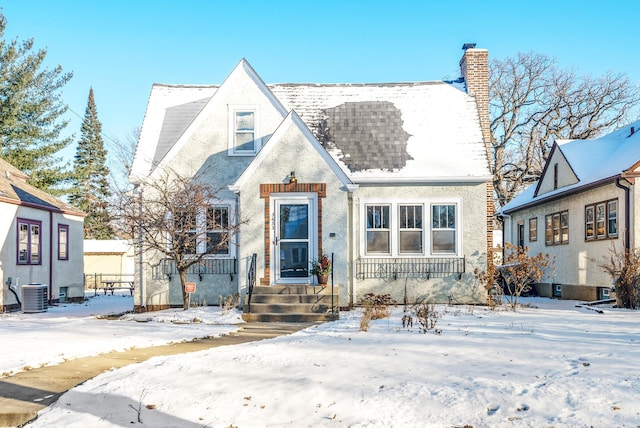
[101,280,135,296]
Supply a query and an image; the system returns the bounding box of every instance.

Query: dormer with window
[228,106,260,156]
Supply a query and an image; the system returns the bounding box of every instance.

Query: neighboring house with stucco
[129,45,493,314]
[0,157,85,311]
[500,122,640,301]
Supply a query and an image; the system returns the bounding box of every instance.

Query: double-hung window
[17,219,41,265]
[206,206,230,255]
[363,201,458,256]
[173,210,198,255]
[585,199,617,240]
[608,200,618,237]
[545,210,569,245]
[399,205,423,254]
[366,205,390,254]
[432,204,456,254]
[229,107,259,155]
[172,204,232,256]
[528,217,537,242]
[58,224,69,260]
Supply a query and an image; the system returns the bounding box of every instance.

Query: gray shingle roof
[132,65,491,183]
[0,157,84,215]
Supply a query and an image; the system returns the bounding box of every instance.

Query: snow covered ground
[2,293,639,427]
[0,292,242,377]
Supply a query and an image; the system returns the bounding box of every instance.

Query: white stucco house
[500,122,640,301]
[130,45,493,314]
[0,157,85,311]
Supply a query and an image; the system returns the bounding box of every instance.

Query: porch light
[289,171,297,184]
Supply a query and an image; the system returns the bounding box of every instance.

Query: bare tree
[475,243,554,311]
[599,245,640,309]
[108,127,139,192]
[113,168,241,310]
[490,52,640,207]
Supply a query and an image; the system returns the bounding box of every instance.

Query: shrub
[475,243,554,311]
[599,245,640,309]
[359,293,396,331]
[219,293,240,314]
[413,302,439,334]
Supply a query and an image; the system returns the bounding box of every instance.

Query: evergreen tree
[0,13,73,194]
[69,87,114,239]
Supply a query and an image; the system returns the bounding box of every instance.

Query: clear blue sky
[2,0,639,164]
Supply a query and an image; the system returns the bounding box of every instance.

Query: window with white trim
[172,204,233,256]
[17,219,41,265]
[432,204,456,254]
[399,205,423,254]
[363,201,459,257]
[173,210,198,255]
[229,107,259,155]
[206,206,229,255]
[366,205,390,254]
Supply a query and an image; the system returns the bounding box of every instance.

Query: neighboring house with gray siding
[0,158,85,311]
[500,122,640,301]
[130,46,493,312]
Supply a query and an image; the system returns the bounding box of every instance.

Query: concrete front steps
[243,284,339,322]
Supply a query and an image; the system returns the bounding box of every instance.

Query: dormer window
[229,106,259,155]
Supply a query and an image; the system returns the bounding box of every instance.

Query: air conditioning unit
[21,284,48,313]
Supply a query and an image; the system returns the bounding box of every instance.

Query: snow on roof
[84,239,132,254]
[0,157,84,215]
[501,121,640,213]
[270,82,490,182]
[132,68,491,183]
[130,84,217,182]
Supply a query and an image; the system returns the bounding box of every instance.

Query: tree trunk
[179,269,189,310]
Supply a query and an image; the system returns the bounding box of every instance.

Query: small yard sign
[185,281,196,293]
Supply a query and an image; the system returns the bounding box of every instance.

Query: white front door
[273,194,317,284]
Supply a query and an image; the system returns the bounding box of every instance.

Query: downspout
[349,191,357,307]
[134,183,146,311]
[49,210,53,304]
[140,185,146,311]
[498,212,511,262]
[615,177,631,251]
[235,192,241,296]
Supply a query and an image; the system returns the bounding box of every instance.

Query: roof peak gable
[230,110,355,192]
[534,142,579,197]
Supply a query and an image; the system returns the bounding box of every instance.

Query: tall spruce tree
[69,87,114,239]
[0,13,73,194]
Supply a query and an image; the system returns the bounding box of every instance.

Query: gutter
[615,177,631,251]
[353,175,494,185]
[502,176,619,215]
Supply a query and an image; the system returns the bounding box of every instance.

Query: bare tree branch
[490,52,640,207]
[112,167,242,310]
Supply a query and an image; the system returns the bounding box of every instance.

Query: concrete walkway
[0,322,312,427]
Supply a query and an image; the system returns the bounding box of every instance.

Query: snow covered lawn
[0,293,242,377]
[3,294,639,427]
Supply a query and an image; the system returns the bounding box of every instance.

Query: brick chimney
[460,43,494,267]
[459,44,490,146]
